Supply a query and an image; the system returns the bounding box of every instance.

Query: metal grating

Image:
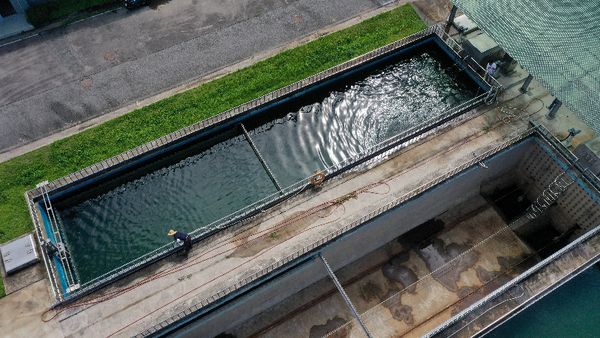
[451,0,600,134]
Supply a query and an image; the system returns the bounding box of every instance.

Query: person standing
[485,61,497,82]
[168,229,192,252]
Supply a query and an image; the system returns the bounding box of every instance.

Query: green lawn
[0,3,427,298]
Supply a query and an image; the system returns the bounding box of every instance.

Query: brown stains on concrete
[309,317,348,338]
[80,78,93,87]
[358,280,385,303]
[230,205,337,258]
[457,286,474,299]
[497,254,536,273]
[381,252,419,293]
[450,266,514,315]
[383,290,414,325]
[476,266,499,284]
[416,238,479,292]
[411,0,457,24]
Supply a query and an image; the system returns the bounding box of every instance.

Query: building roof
[451,0,600,134]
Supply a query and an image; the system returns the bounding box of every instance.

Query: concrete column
[447,5,458,25]
[547,99,562,120]
[520,74,533,93]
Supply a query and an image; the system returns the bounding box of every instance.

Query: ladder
[525,171,577,220]
[38,181,80,292]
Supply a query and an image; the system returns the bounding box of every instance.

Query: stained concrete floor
[238,195,536,338]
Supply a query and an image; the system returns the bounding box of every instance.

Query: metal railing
[241,123,283,192]
[423,221,600,338]
[38,182,79,290]
[25,190,61,301]
[525,170,577,220]
[133,127,536,337]
[28,25,494,302]
[433,25,502,90]
[532,121,600,193]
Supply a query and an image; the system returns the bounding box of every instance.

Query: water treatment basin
[30,62,600,337]
[26,26,491,302]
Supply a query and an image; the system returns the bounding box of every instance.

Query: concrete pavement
[0,0,375,161]
[0,0,455,162]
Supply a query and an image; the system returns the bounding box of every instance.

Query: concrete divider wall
[174,258,324,338]
[320,140,533,274]
[169,139,534,337]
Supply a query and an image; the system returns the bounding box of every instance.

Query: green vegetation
[26,0,118,27]
[336,191,358,204]
[0,4,426,298]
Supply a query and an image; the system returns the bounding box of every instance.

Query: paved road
[0,0,451,162]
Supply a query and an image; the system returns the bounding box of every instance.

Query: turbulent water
[57,47,480,283]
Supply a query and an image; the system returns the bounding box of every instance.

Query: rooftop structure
[449,0,600,134]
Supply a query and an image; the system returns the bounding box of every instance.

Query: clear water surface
[487,265,600,338]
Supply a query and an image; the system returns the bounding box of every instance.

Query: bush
[50,0,117,20]
[25,1,59,28]
[25,0,118,28]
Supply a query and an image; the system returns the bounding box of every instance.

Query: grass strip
[0,3,426,298]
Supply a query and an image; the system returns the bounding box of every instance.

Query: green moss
[0,4,426,298]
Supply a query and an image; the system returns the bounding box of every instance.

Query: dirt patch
[451,267,513,315]
[497,253,537,274]
[381,252,418,293]
[359,280,385,302]
[457,286,474,299]
[80,78,93,87]
[383,290,414,324]
[416,238,479,292]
